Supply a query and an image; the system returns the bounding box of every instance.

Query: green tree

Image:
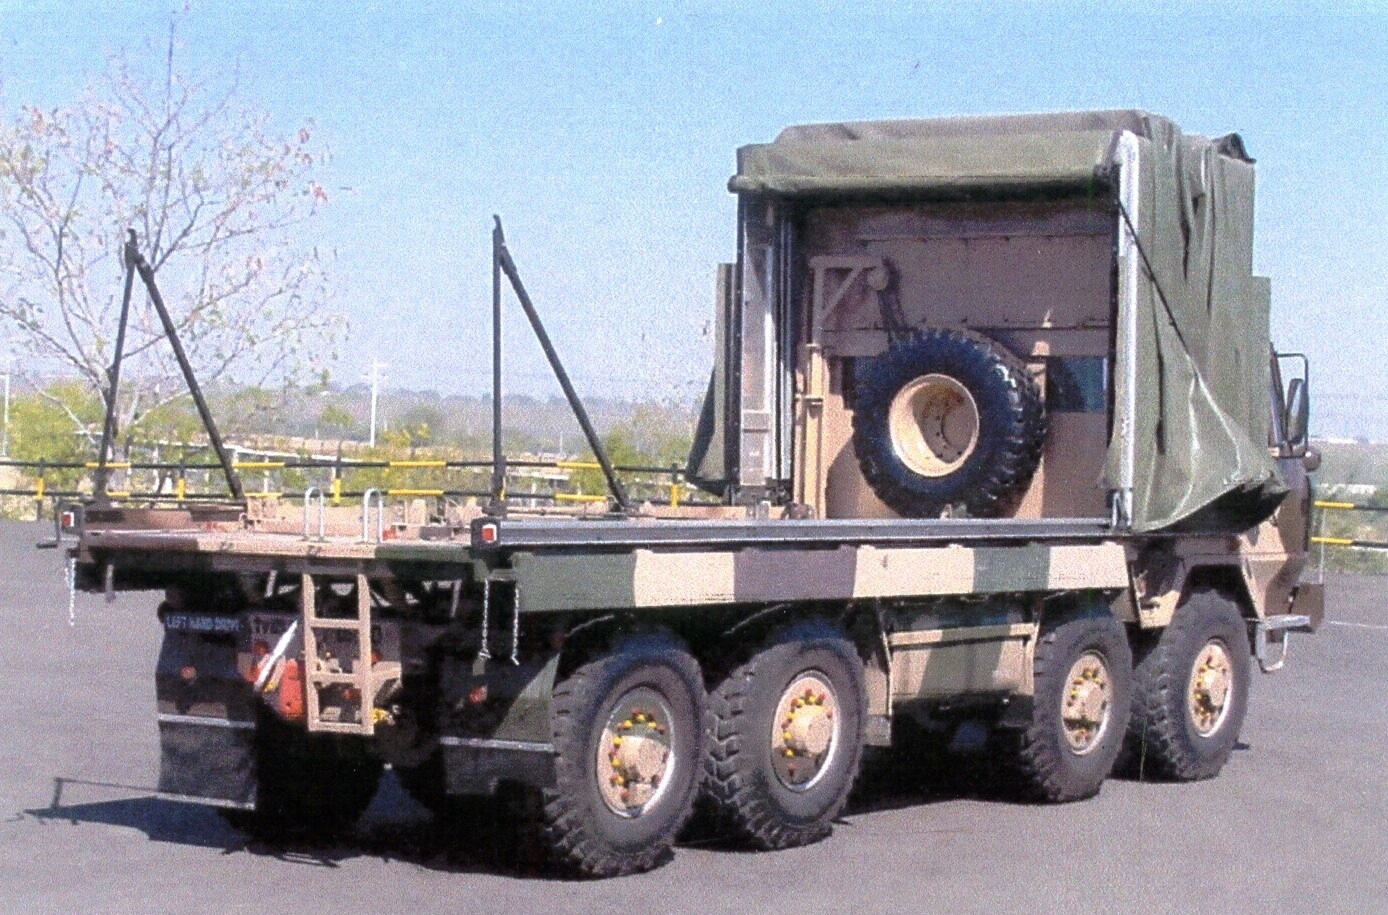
[8,381,101,491]
[318,403,357,441]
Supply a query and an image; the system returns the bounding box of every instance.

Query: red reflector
[468,684,489,705]
[480,523,498,544]
[179,665,197,683]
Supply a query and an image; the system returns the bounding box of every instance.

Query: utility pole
[364,359,387,447]
[1,369,9,458]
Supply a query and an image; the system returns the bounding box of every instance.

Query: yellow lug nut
[783,731,793,742]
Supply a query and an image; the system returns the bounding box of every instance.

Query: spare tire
[850,329,1045,518]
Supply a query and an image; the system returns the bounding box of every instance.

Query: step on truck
[59,110,1323,877]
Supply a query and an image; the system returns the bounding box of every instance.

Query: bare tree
[0,39,344,447]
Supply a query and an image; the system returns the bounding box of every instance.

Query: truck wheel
[220,710,383,841]
[537,632,704,877]
[704,620,866,849]
[851,329,1044,517]
[1001,613,1132,802]
[1124,588,1251,781]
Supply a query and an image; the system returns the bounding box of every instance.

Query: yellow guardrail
[3,451,701,511]
[1311,498,1388,571]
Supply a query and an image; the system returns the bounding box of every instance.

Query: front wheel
[536,632,705,877]
[704,620,866,849]
[1123,588,1251,781]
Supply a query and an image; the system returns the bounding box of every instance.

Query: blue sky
[1,2,1385,436]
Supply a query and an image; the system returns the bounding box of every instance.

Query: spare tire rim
[1061,650,1112,755]
[770,673,841,791]
[888,373,980,478]
[596,686,676,817]
[1187,640,1234,737]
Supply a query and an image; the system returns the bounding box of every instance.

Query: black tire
[536,632,705,877]
[1123,588,1251,781]
[998,613,1132,802]
[704,620,866,849]
[851,329,1045,518]
[220,710,383,841]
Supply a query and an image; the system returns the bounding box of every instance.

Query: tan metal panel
[853,544,976,597]
[1046,542,1129,589]
[632,549,736,606]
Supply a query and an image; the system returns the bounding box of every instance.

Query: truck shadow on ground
[24,774,535,877]
[27,740,1242,879]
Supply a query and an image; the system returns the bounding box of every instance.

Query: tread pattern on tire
[1124,588,1251,782]
[851,328,1046,518]
[1000,612,1132,803]
[536,632,704,878]
[704,620,866,850]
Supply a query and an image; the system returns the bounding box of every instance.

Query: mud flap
[155,613,259,808]
[1290,581,1325,630]
[439,654,560,793]
[157,716,257,809]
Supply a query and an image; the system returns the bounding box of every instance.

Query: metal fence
[0,454,708,514]
[1311,498,1388,575]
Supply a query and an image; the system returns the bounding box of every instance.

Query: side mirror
[1284,377,1309,452]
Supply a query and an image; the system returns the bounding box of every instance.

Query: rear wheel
[704,620,866,849]
[1124,588,1251,781]
[535,632,704,877]
[997,612,1132,802]
[220,710,383,841]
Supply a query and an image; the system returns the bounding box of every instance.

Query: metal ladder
[300,573,401,735]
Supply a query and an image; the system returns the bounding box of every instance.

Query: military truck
[59,110,1322,878]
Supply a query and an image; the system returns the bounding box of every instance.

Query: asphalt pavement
[1,520,1384,914]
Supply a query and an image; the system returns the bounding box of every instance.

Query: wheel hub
[888,374,980,478]
[771,674,840,791]
[596,688,674,817]
[1188,640,1234,736]
[1061,651,1111,755]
